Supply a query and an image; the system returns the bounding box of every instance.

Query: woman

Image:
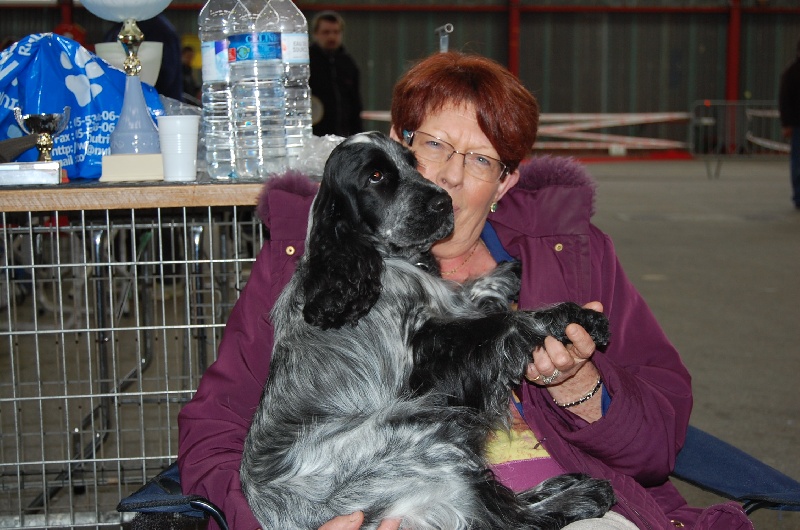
[177,52,752,530]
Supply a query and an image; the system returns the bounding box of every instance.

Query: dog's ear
[301,180,384,329]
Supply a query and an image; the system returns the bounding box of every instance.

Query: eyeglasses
[403,131,508,183]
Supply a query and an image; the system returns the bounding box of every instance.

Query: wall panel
[1,2,798,142]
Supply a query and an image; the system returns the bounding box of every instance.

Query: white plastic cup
[157,115,200,182]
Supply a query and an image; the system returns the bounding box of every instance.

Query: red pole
[508,0,520,76]
[724,0,742,153]
[725,0,741,101]
[59,0,72,25]
[55,0,87,47]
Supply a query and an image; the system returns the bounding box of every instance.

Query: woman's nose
[435,154,466,188]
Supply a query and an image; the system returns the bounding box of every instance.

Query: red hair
[391,52,539,173]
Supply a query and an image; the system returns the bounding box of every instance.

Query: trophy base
[0,161,62,186]
[99,153,164,182]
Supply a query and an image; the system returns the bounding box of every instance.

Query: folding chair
[118,426,800,528]
[672,425,800,514]
[117,462,228,530]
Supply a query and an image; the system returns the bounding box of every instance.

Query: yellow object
[485,400,550,465]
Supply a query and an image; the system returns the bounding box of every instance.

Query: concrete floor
[585,157,800,529]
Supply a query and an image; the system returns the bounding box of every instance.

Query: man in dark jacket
[779,38,800,209]
[309,11,363,137]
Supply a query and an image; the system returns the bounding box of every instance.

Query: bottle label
[201,40,229,82]
[281,33,309,64]
[228,32,282,62]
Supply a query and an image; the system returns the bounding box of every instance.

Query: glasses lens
[464,154,504,182]
[412,132,451,164]
[410,131,505,182]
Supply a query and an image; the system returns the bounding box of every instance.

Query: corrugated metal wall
[520,12,725,113]
[2,1,799,139]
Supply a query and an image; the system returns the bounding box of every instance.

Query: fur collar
[257,156,597,225]
[256,170,319,227]
[516,155,598,216]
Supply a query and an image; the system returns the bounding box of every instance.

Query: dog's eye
[368,171,384,184]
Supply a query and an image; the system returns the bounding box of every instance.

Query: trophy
[81,0,172,155]
[13,106,71,162]
[0,107,70,185]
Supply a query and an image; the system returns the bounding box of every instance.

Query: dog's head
[302,131,454,329]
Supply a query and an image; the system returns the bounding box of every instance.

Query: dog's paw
[566,476,616,522]
[498,260,522,280]
[533,302,610,348]
[465,261,522,311]
[572,307,610,347]
[519,473,616,524]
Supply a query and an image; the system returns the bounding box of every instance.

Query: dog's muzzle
[425,189,455,242]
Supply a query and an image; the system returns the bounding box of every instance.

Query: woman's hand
[319,512,402,530]
[525,301,603,383]
[525,301,605,422]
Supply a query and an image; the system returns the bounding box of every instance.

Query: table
[0,175,265,212]
[0,175,270,527]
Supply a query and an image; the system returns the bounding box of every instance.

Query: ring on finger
[530,374,541,382]
[541,369,561,385]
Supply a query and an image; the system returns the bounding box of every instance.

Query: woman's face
[410,103,519,260]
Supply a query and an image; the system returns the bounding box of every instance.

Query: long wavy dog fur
[241,132,616,529]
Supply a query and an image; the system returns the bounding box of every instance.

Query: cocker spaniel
[241,132,616,529]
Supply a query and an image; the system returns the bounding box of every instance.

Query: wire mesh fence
[689,99,787,178]
[0,205,264,529]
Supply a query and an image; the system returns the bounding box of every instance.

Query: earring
[490,202,498,213]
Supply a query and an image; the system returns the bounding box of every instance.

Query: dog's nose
[428,193,452,214]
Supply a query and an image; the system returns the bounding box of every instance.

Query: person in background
[181,45,200,103]
[779,37,800,210]
[103,14,183,102]
[308,10,363,137]
[1,36,18,51]
[177,52,754,530]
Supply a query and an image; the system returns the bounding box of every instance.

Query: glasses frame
[404,130,508,183]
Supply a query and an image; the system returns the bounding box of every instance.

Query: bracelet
[553,378,603,408]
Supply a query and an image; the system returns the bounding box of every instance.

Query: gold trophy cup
[13,106,71,162]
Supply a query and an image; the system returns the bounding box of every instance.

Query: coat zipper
[619,496,655,530]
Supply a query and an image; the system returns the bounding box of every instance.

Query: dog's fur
[241,132,616,529]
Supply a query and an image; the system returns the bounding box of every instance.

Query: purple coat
[177,157,752,530]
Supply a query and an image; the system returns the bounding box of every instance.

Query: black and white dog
[241,132,616,529]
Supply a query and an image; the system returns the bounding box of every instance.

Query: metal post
[435,23,453,53]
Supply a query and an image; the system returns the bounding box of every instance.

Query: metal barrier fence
[689,100,788,178]
[361,110,692,154]
[534,112,690,153]
[363,106,788,165]
[1,204,264,529]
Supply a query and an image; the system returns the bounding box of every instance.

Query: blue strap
[512,396,524,416]
[481,222,515,264]
[601,386,611,415]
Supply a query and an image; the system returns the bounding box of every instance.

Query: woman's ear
[301,183,384,330]
[494,168,520,204]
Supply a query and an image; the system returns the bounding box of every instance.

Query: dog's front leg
[409,313,533,419]
[409,303,609,418]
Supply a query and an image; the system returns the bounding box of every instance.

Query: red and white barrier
[361,111,691,152]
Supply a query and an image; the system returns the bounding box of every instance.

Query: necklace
[441,240,482,276]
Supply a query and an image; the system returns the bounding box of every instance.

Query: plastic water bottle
[199,0,237,179]
[272,0,312,158]
[228,0,286,179]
